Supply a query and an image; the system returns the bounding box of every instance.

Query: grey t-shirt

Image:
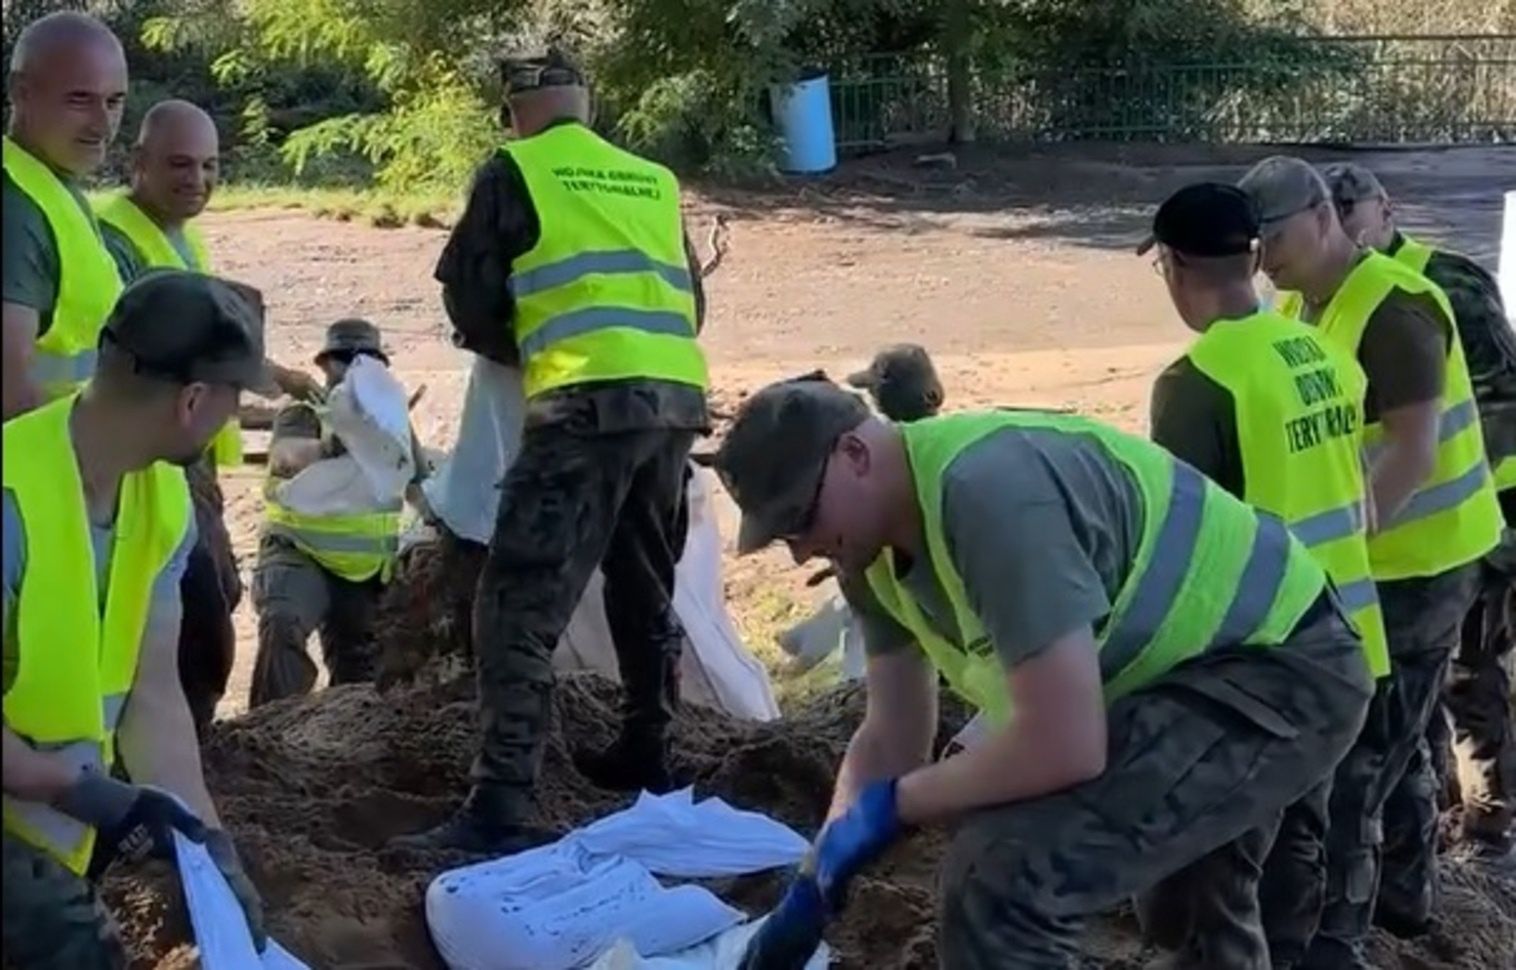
[2,486,196,693]
[1,169,106,338]
[842,425,1142,668]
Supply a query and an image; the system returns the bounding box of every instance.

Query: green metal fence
[831,35,1516,150]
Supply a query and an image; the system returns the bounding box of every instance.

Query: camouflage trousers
[1289,564,1479,969]
[939,598,1371,970]
[179,461,241,735]
[249,534,383,707]
[1442,556,1515,844]
[470,426,693,815]
[1,835,125,970]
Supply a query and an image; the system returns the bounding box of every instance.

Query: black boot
[574,729,676,794]
[388,785,558,854]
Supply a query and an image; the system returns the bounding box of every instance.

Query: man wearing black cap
[2,270,265,964]
[401,47,709,852]
[721,375,1371,970]
[1140,182,1385,967]
[249,318,407,707]
[1324,162,1516,906]
[1240,155,1502,968]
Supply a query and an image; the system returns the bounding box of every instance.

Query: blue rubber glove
[738,876,828,970]
[813,778,900,908]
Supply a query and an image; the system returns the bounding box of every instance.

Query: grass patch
[731,578,851,712]
[208,183,460,229]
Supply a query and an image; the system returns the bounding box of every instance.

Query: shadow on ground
[697,143,1513,268]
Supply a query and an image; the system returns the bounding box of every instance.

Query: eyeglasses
[781,448,837,543]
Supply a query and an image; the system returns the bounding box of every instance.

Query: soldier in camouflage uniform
[724,377,1372,970]
[392,50,708,854]
[1328,165,1516,916]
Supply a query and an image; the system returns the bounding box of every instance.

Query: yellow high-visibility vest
[502,124,707,399]
[1280,252,1501,579]
[261,405,400,583]
[866,411,1327,724]
[1,395,191,875]
[1184,309,1388,675]
[93,192,241,467]
[2,137,123,399]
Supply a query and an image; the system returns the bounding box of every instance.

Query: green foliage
[140,0,513,193]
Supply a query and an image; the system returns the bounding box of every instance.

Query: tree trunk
[944,0,976,144]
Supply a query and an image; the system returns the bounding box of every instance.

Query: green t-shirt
[841,425,1144,669]
[1,169,99,338]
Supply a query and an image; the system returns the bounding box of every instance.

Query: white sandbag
[422,357,526,544]
[174,832,310,969]
[776,592,866,681]
[272,357,413,518]
[588,921,830,970]
[427,355,779,721]
[426,790,811,970]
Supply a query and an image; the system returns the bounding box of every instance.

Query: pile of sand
[106,671,1516,969]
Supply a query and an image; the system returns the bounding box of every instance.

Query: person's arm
[1360,296,1448,526]
[1150,357,1244,497]
[895,626,1106,824]
[3,186,57,418]
[2,303,43,419]
[264,359,324,404]
[827,648,937,823]
[435,155,533,367]
[2,725,81,802]
[114,525,220,827]
[267,403,325,478]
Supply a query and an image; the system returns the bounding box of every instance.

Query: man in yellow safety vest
[1241,155,1504,969]
[2,271,265,966]
[2,11,126,417]
[1139,181,1386,968]
[1324,162,1516,901]
[719,376,1371,970]
[395,48,710,853]
[250,318,407,707]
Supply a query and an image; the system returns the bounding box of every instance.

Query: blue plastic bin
[771,71,837,174]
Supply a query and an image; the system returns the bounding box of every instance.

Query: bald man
[2,11,128,418]
[96,100,219,280]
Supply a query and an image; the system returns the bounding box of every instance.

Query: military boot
[388,785,557,855]
[573,728,676,794]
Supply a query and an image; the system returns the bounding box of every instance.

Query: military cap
[100,269,265,388]
[1238,155,1331,238]
[846,343,944,422]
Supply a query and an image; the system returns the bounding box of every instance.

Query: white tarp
[269,356,414,517]
[423,356,780,721]
[174,832,309,969]
[426,789,825,970]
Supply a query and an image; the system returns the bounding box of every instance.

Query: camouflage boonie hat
[1238,156,1330,238]
[316,318,388,365]
[715,377,870,554]
[101,269,266,388]
[847,344,944,422]
[501,46,585,95]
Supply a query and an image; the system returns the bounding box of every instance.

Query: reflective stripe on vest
[263,472,401,584]
[1184,309,1388,675]
[2,138,124,400]
[2,396,190,874]
[865,411,1328,723]
[502,124,707,399]
[1279,252,1502,579]
[93,193,239,465]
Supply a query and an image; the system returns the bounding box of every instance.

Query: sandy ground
[124,144,1516,969]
